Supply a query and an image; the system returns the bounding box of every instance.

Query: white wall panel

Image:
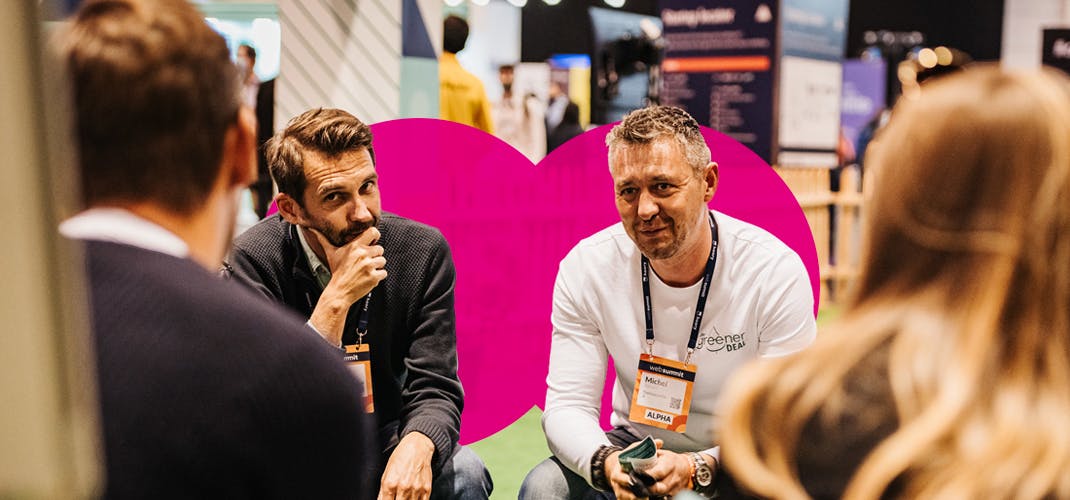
[277,0,402,125]
[1002,0,1067,69]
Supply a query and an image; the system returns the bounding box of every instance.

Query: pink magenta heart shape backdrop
[369,119,819,444]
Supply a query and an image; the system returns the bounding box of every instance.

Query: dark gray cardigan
[225,213,464,473]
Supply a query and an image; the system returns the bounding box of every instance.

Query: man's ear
[221,106,258,189]
[275,192,304,225]
[703,161,719,203]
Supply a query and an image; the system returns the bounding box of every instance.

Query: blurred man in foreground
[56,1,374,497]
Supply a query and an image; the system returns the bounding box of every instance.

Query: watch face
[696,466,713,487]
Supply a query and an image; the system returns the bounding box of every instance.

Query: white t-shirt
[543,210,816,484]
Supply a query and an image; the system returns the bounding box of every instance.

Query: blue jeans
[518,427,637,500]
[519,456,615,500]
[520,459,708,499]
[519,428,733,500]
[431,445,493,500]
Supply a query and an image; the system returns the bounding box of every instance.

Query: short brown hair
[58,0,242,213]
[606,105,711,176]
[265,108,375,206]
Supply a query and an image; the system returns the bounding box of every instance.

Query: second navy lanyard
[640,212,719,364]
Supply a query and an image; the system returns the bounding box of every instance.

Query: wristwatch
[688,452,716,497]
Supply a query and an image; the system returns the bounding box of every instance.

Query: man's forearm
[379,432,435,500]
[399,400,460,470]
[308,291,351,346]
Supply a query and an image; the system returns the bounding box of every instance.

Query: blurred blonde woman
[719,65,1070,499]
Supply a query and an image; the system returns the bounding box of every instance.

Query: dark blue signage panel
[660,1,778,163]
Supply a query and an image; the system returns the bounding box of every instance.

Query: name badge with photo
[344,344,374,413]
[628,354,696,432]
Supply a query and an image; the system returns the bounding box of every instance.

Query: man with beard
[57,1,374,497]
[519,106,816,499]
[225,108,492,500]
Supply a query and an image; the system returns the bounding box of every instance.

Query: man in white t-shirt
[520,106,816,499]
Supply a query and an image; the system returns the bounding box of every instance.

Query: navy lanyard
[640,212,719,365]
[356,292,371,346]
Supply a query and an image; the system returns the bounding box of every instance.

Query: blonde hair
[720,65,1070,499]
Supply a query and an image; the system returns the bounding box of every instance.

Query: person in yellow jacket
[439,15,494,134]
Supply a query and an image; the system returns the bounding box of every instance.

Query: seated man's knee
[519,457,574,500]
[453,446,491,490]
[432,446,492,500]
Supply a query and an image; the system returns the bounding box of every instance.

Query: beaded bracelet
[589,444,624,491]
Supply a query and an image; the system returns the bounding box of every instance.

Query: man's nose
[349,198,373,222]
[637,190,659,221]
